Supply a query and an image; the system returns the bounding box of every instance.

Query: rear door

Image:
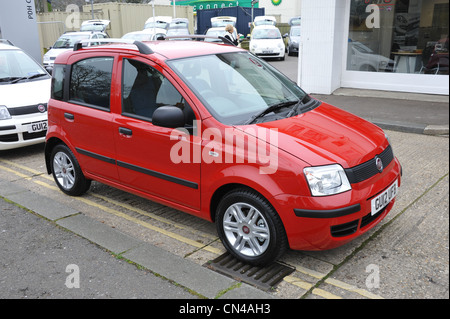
[113,55,201,210]
[62,53,119,181]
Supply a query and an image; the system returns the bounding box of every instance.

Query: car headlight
[0,105,11,120]
[43,54,50,62]
[304,164,351,196]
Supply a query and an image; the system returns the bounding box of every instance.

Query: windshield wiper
[286,94,312,118]
[244,100,299,125]
[10,73,47,84]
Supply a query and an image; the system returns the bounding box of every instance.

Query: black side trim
[294,204,361,219]
[75,148,116,165]
[117,161,198,190]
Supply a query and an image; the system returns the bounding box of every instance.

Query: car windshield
[0,49,48,84]
[252,28,282,40]
[168,52,308,125]
[291,28,301,37]
[53,34,90,48]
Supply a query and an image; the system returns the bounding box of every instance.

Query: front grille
[7,103,47,116]
[330,219,359,237]
[345,145,394,184]
[0,133,19,142]
[360,206,386,229]
[331,199,389,238]
[23,130,46,140]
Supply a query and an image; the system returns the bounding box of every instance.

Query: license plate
[371,179,398,215]
[27,121,48,133]
[262,50,273,54]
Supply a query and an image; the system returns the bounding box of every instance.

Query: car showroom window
[122,58,195,126]
[51,64,65,100]
[69,57,113,110]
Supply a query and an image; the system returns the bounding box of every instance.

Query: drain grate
[204,253,295,292]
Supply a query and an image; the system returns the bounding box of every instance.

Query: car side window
[69,57,113,110]
[51,64,65,100]
[121,58,196,127]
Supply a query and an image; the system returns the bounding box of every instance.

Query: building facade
[299,0,448,95]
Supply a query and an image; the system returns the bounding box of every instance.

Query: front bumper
[0,113,47,150]
[251,48,285,59]
[273,157,402,251]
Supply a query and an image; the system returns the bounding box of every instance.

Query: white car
[43,31,109,67]
[122,29,167,41]
[250,25,286,60]
[0,41,51,150]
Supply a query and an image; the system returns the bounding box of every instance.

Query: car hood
[237,102,387,168]
[0,78,51,108]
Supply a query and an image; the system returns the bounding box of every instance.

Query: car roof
[55,39,242,63]
[0,43,20,51]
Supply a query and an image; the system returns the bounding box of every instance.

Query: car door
[63,53,119,181]
[113,55,201,210]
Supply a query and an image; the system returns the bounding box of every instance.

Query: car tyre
[216,188,288,266]
[50,144,91,196]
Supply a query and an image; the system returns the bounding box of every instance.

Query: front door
[114,56,201,210]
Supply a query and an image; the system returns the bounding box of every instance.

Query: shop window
[347,0,448,75]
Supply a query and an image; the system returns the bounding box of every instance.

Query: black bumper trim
[294,204,361,219]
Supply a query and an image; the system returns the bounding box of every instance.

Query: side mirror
[152,106,185,128]
[283,33,288,38]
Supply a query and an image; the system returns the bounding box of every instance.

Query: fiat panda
[45,38,402,265]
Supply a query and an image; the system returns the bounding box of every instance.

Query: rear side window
[69,57,113,110]
[51,64,65,100]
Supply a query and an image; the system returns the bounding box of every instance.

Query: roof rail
[73,38,153,54]
[163,35,235,46]
[0,39,14,46]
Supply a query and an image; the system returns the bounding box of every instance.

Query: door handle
[119,127,132,136]
[64,113,74,120]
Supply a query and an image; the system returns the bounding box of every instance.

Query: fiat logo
[375,156,383,173]
[38,104,46,113]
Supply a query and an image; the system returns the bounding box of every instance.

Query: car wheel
[50,144,91,196]
[216,188,287,266]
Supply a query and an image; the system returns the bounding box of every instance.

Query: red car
[45,39,402,266]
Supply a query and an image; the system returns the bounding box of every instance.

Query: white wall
[298,0,346,94]
[258,0,301,23]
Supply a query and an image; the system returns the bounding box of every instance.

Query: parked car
[347,40,395,72]
[43,31,109,67]
[250,25,286,60]
[80,19,110,33]
[0,41,51,150]
[166,18,190,40]
[144,16,172,31]
[122,29,166,42]
[205,16,238,43]
[45,38,402,266]
[253,16,277,27]
[285,26,300,56]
